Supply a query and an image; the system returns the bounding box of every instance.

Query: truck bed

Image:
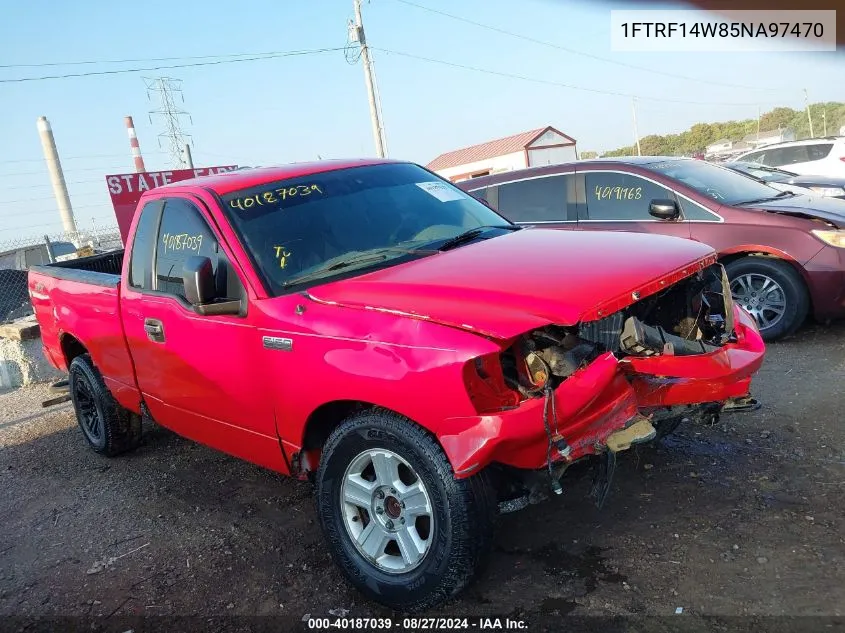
[31,250,124,286]
[29,250,138,399]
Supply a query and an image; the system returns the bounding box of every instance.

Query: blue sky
[0,0,842,240]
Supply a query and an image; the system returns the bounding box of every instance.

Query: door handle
[143,318,165,343]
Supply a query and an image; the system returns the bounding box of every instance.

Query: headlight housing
[808,186,845,197]
[811,229,845,248]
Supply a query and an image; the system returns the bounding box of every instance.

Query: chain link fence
[0,226,123,324]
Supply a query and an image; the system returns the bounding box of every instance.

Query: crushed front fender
[619,306,765,408]
[438,305,765,477]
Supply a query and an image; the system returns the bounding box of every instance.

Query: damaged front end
[444,262,765,511]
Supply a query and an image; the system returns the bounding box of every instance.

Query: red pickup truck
[29,159,765,611]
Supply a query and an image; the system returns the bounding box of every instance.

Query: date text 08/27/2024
[305,616,528,630]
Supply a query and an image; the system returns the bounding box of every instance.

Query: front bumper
[804,244,845,322]
[439,305,765,476]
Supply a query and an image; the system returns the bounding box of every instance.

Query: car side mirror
[183,256,216,306]
[182,256,241,316]
[649,199,680,220]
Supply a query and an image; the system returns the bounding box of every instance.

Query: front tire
[315,410,495,612]
[725,257,808,341]
[68,354,141,456]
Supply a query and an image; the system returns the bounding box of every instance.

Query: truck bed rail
[30,251,124,288]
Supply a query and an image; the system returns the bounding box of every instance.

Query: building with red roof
[426,126,577,182]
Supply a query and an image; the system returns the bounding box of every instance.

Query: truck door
[120,196,286,472]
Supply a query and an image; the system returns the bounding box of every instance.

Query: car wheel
[725,257,808,342]
[315,409,496,612]
[68,354,142,456]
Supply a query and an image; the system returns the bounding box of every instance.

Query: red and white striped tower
[124,116,147,173]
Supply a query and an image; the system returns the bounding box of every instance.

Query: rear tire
[68,354,141,457]
[725,257,808,341]
[315,410,495,612]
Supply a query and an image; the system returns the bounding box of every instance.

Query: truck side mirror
[182,255,243,316]
[183,256,216,306]
[649,199,680,220]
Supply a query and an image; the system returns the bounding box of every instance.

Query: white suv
[735,137,845,177]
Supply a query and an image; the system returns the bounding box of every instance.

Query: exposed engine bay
[501,263,736,396]
[489,263,745,508]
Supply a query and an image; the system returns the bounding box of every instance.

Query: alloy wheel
[340,448,434,574]
[75,375,103,442]
[730,273,786,331]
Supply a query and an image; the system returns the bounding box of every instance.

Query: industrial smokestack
[124,115,147,173]
[36,116,78,237]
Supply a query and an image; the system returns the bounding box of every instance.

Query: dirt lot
[1,323,843,629]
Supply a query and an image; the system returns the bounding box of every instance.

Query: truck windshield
[219,162,512,293]
[649,159,784,205]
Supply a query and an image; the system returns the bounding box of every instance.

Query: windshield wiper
[736,190,796,205]
[437,225,521,252]
[282,253,390,287]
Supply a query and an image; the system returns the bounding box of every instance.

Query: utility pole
[822,109,827,136]
[36,116,78,238]
[804,88,814,138]
[352,0,386,158]
[631,97,642,156]
[183,143,194,169]
[145,76,193,167]
[757,105,761,141]
[124,116,147,173]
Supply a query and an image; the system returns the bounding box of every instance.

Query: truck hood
[307,229,716,341]
[746,194,845,228]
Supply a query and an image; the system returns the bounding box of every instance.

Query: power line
[0,151,170,166]
[0,47,345,83]
[0,50,308,69]
[0,192,104,205]
[0,164,149,177]
[374,47,778,107]
[390,0,784,93]
[2,177,107,191]
[0,203,112,219]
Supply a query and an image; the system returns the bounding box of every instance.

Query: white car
[724,161,845,199]
[735,137,845,177]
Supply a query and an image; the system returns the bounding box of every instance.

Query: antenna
[144,76,193,168]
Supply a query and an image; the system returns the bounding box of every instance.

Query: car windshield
[649,159,785,205]
[220,162,511,293]
[731,162,796,183]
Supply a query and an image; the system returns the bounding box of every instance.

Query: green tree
[596,102,845,157]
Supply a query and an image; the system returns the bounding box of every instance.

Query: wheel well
[60,334,87,367]
[718,251,814,314]
[299,401,432,476]
[718,252,754,268]
[302,400,378,452]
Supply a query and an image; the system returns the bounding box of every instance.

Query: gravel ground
[0,323,843,629]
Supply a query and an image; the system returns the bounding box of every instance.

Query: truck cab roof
[154,158,401,197]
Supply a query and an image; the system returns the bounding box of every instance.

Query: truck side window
[154,199,220,299]
[128,202,161,290]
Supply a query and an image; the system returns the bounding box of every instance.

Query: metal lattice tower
[144,76,193,167]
